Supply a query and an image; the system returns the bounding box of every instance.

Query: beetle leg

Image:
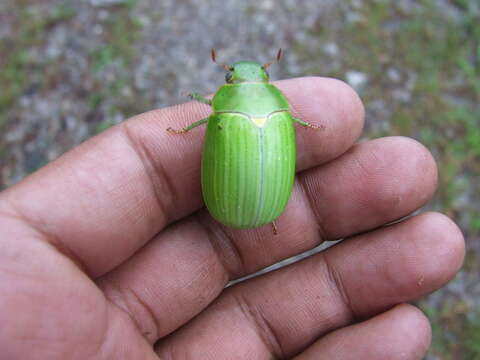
[293,117,325,130]
[189,92,212,106]
[166,118,208,134]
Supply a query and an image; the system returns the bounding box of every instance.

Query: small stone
[392,88,412,103]
[345,70,368,90]
[98,9,109,20]
[93,24,103,35]
[323,42,339,56]
[387,67,401,83]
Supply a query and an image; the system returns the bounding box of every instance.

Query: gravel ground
[1,0,479,358]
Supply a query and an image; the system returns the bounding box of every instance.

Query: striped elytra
[201,110,295,228]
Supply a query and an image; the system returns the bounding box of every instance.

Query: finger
[0,213,161,359]
[294,304,431,360]
[0,77,363,277]
[154,212,464,358]
[99,136,437,342]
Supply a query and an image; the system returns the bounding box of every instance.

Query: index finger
[0,77,364,277]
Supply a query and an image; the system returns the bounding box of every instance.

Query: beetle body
[167,53,316,230]
[203,80,295,228]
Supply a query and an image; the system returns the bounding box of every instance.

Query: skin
[0,77,465,359]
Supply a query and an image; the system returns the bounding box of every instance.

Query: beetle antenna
[262,48,283,69]
[211,48,232,71]
[276,48,283,62]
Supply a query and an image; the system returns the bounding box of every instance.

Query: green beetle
[168,49,318,231]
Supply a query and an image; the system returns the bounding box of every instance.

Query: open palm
[0,77,464,359]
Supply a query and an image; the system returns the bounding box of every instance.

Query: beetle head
[211,48,282,84]
[225,61,269,83]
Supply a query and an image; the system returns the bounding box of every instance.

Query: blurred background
[0,0,479,358]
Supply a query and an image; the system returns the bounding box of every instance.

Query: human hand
[0,77,464,359]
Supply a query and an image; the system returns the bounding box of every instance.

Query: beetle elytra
[167,49,319,231]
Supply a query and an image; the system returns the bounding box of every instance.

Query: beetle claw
[166,127,186,134]
[312,123,326,130]
[271,221,278,235]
